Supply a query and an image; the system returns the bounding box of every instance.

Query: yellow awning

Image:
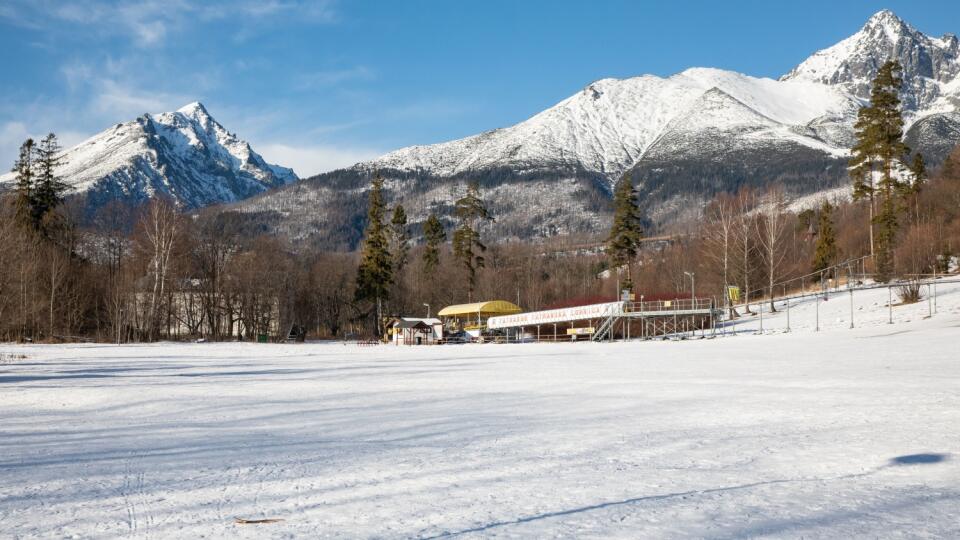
[437,300,522,318]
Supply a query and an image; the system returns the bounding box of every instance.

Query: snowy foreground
[2,284,960,538]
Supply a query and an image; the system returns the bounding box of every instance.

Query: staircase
[592,314,620,342]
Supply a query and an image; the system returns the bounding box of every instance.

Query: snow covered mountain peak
[0,102,297,214]
[174,101,216,129]
[862,9,913,41]
[177,101,209,116]
[782,10,960,112]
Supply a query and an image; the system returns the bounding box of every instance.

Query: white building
[388,318,443,345]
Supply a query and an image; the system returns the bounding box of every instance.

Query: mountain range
[4,10,959,249]
[227,10,960,249]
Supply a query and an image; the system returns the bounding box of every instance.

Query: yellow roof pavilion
[437,300,522,318]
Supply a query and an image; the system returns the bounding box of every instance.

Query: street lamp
[423,303,431,319]
[683,272,695,304]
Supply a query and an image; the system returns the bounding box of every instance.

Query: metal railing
[623,298,714,314]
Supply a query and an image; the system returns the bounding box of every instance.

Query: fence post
[815,293,819,332]
[849,288,854,329]
[758,299,763,333]
[786,297,790,332]
[888,287,893,324]
[933,272,938,314]
[928,285,933,318]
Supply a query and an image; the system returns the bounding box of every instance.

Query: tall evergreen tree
[850,102,879,256]
[874,193,899,282]
[902,152,926,224]
[354,173,393,335]
[812,202,838,276]
[11,138,36,230]
[33,133,68,237]
[605,174,643,289]
[422,213,446,276]
[849,60,909,280]
[390,204,410,275]
[452,181,493,300]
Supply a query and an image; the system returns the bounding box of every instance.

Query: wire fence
[722,275,958,334]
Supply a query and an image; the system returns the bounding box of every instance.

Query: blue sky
[2,1,958,177]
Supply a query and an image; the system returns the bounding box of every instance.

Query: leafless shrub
[896,281,923,304]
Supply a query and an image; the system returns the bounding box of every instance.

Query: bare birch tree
[732,188,757,314]
[45,245,69,339]
[139,198,181,341]
[756,188,789,312]
[703,193,738,318]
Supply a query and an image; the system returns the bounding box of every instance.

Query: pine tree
[902,152,925,224]
[849,60,909,280]
[874,194,899,282]
[354,173,393,335]
[390,204,410,275]
[850,102,879,255]
[11,138,36,230]
[605,174,643,289]
[422,213,446,276]
[33,133,68,237]
[812,202,838,276]
[452,181,493,300]
[850,60,909,259]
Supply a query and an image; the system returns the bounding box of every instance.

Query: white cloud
[256,143,381,178]
[294,66,375,90]
[133,20,167,46]
[93,80,189,118]
[58,60,193,120]
[0,122,31,172]
[0,0,340,48]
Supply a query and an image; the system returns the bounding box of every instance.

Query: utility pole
[684,272,695,305]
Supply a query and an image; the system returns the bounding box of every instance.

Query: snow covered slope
[234,11,960,248]
[0,102,297,214]
[1,281,959,538]
[370,68,859,186]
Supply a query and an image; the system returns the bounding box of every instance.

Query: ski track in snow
[1,282,960,538]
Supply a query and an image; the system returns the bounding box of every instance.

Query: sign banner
[566,327,596,335]
[487,302,623,329]
[727,286,740,302]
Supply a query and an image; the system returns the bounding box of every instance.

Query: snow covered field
[2,283,959,538]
